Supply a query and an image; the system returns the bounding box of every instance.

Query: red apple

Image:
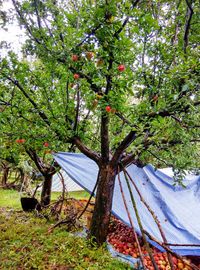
[177,262,184,269]
[43,142,49,147]
[105,106,111,112]
[172,257,178,264]
[118,64,125,72]
[148,267,154,270]
[73,73,80,80]
[86,52,94,60]
[71,54,79,62]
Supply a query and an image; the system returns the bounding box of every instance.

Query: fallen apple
[177,262,184,269]
[107,217,195,270]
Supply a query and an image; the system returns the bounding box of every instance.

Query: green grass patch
[0,189,21,209]
[0,188,134,269]
[0,188,90,211]
[0,209,133,270]
[51,190,90,201]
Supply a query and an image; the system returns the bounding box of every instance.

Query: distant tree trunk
[1,166,10,186]
[41,174,53,206]
[89,163,117,245]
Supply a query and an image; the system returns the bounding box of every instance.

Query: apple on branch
[43,142,49,147]
[105,106,111,112]
[71,54,79,62]
[118,64,125,72]
[73,73,80,80]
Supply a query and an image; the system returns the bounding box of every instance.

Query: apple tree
[0,62,64,205]
[0,0,199,245]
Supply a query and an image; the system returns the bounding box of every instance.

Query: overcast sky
[0,0,25,56]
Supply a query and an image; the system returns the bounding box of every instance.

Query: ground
[0,188,133,270]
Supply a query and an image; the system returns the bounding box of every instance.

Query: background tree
[0,0,199,244]
[0,94,61,205]
[0,141,26,188]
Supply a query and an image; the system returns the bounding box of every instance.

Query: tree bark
[1,166,10,186]
[41,174,52,206]
[89,163,117,245]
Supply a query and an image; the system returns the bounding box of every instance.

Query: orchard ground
[0,188,133,270]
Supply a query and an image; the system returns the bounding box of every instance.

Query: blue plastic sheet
[53,152,200,256]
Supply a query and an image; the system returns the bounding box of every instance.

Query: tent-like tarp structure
[53,152,200,256]
[52,170,83,192]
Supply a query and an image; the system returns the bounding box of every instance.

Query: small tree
[0,0,199,245]
[0,107,60,205]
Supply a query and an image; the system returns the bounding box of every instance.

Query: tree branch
[26,148,46,174]
[68,66,100,94]
[73,86,80,132]
[11,0,42,45]
[183,0,194,53]
[75,24,101,49]
[145,100,200,120]
[111,130,137,167]
[72,136,100,164]
[113,0,141,39]
[101,113,110,163]
[4,75,51,127]
[33,0,42,29]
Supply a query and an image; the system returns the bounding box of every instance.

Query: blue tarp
[53,152,200,256]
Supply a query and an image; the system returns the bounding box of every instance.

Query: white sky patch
[0,0,26,56]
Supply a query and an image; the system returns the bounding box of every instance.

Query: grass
[0,189,22,209]
[52,190,91,201]
[0,188,90,210]
[0,188,134,270]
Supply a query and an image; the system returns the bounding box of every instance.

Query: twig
[117,167,146,270]
[183,0,194,53]
[123,169,159,270]
[73,86,80,132]
[166,243,200,247]
[124,167,175,270]
[77,170,100,220]
[57,171,66,216]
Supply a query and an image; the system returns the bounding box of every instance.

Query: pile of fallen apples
[107,218,200,270]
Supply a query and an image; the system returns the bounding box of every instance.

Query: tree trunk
[1,166,10,186]
[41,174,52,206]
[89,163,117,245]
